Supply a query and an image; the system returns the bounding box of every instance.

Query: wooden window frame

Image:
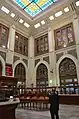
[0,23,9,48]
[54,23,75,50]
[14,32,28,56]
[35,34,49,56]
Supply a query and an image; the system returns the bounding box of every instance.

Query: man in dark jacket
[49,88,59,119]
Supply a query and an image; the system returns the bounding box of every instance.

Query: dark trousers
[50,110,59,119]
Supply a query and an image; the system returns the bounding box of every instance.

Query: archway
[36,63,48,89]
[14,63,26,95]
[59,58,78,93]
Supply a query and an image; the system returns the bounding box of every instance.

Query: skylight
[13,0,57,17]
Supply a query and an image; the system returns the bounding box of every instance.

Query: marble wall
[0,8,79,88]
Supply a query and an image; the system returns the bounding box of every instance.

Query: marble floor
[16,104,79,119]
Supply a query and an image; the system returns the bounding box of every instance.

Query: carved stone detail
[23,59,28,67]
[0,51,6,61]
[43,56,49,64]
[13,56,20,63]
[68,49,77,58]
[56,53,63,62]
[35,59,40,66]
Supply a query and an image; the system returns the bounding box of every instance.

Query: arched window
[14,63,26,80]
[36,63,48,88]
[59,58,78,93]
[14,63,26,94]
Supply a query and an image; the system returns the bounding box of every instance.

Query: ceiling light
[34,23,40,28]
[76,1,79,6]
[24,22,30,28]
[41,20,45,25]
[64,7,69,12]
[55,11,63,17]
[49,15,54,20]
[19,19,24,23]
[10,13,15,18]
[1,6,10,14]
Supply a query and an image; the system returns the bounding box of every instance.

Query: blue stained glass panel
[13,0,57,17]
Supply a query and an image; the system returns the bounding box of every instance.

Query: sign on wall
[6,64,13,76]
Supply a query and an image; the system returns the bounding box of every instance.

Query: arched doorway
[36,63,48,89]
[59,58,78,93]
[14,63,26,95]
[0,61,2,76]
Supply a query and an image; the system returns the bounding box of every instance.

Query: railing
[17,85,79,110]
[17,85,79,96]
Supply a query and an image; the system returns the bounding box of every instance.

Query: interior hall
[0,0,79,119]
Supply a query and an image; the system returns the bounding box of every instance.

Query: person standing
[49,88,59,119]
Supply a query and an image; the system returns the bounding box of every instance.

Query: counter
[59,94,79,105]
[0,99,20,119]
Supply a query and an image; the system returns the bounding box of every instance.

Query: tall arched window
[14,63,26,94]
[59,58,78,93]
[36,63,48,88]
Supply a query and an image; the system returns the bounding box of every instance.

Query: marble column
[73,17,79,83]
[6,25,15,64]
[6,25,15,76]
[48,27,57,86]
[7,25,15,51]
[28,36,35,87]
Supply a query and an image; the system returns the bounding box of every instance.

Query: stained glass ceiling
[13,0,57,17]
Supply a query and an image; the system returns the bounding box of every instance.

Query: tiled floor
[16,104,79,119]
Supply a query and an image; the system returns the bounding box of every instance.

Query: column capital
[72,10,79,21]
[73,13,78,20]
[29,35,34,40]
[48,27,52,32]
[9,24,16,30]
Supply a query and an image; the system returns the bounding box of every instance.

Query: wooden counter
[59,94,79,105]
[0,99,20,119]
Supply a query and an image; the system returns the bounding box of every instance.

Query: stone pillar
[48,27,57,86]
[27,36,35,87]
[6,25,15,76]
[6,25,15,64]
[7,25,15,51]
[73,18,79,83]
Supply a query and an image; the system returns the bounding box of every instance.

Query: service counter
[59,94,79,105]
[0,99,20,119]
